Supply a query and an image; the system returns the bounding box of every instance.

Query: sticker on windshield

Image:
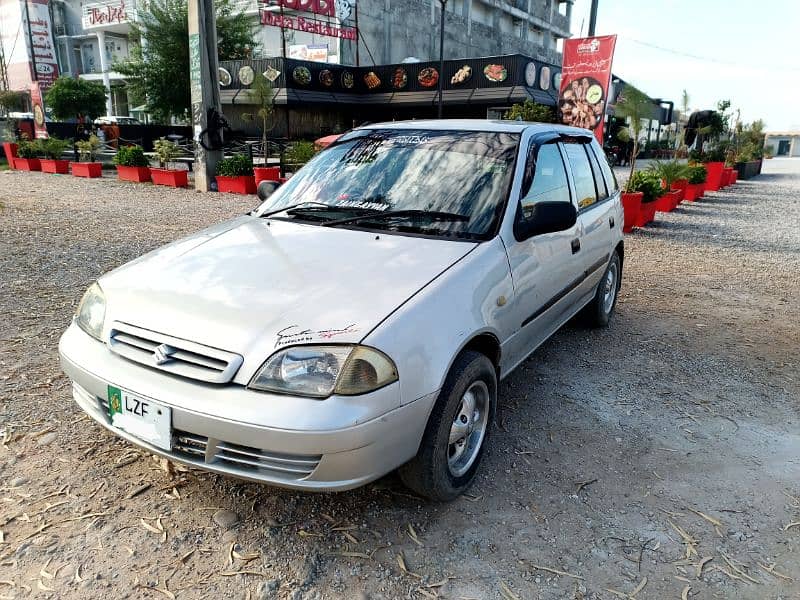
[387,135,430,146]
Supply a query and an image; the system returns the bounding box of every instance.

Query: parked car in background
[94,116,142,126]
[59,120,624,501]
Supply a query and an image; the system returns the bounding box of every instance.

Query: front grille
[172,429,321,480]
[109,322,243,384]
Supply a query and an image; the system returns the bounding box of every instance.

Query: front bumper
[59,323,437,491]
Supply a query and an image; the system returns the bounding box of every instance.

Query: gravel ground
[1,160,799,600]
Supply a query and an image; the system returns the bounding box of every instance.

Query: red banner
[558,35,617,144]
[30,82,48,139]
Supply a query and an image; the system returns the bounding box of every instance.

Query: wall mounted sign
[238,65,255,85]
[261,11,356,40]
[81,0,131,29]
[524,62,536,87]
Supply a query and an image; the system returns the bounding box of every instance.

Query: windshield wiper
[259,201,336,218]
[322,209,469,227]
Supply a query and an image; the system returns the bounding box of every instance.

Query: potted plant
[685,165,707,201]
[151,138,188,187]
[14,138,42,171]
[40,137,72,174]
[0,90,26,168]
[626,171,661,227]
[615,84,652,188]
[216,154,256,194]
[242,73,280,185]
[648,159,687,211]
[72,135,103,178]
[763,144,774,160]
[113,145,151,182]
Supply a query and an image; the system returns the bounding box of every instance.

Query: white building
[764,131,800,157]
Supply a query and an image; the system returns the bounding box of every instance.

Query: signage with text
[558,35,617,144]
[27,0,60,90]
[261,11,356,40]
[82,0,132,30]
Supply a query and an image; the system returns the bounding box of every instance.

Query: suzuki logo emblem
[153,344,175,366]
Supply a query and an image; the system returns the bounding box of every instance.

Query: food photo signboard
[558,35,617,144]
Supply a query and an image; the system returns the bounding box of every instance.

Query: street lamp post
[437,0,447,119]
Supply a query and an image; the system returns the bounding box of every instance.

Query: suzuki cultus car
[60,120,623,500]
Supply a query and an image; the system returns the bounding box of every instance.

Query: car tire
[583,250,621,328]
[398,350,496,501]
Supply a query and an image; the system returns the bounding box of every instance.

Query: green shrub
[76,135,101,162]
[16,139,42,159]
[286,141,317,166]
[647,159,689,188]
[113,145,149,167]
[43,137,71,160]
[763,144,774,159]
[216,153,253,177]
[625,170,663,202]
[504,99,556,123]
[687,164,707,184]
[154,138,181,167]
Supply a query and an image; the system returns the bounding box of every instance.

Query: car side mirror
[515,201,577,240]
[257,180,281,201]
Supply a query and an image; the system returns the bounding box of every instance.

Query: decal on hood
[275,324,359,348]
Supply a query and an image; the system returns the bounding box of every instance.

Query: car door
[561,139,616,295]
[502,139,584,371]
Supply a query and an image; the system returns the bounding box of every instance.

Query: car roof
[358,118,592,138]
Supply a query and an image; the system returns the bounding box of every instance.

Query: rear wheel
[399,351,496,501]
[583,250,621,327]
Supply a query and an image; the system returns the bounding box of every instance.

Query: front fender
[362,237,515,405]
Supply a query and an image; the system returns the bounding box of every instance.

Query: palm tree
[615,84,654,186]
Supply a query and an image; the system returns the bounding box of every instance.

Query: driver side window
[519,143,571,219]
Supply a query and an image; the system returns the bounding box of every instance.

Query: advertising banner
[27,0,60,90]
[30,82,48,139]
[558,35,617,144]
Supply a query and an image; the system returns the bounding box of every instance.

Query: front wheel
[399,351,496,501]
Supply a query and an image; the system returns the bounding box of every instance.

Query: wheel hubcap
[602,262,618,314]
[447,381,490,477]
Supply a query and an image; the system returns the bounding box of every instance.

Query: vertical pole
[188,0,222,191]
[354,2,360,66]
[437,0,446,119]
[23,0,38,81]
[96,30,113,116]
[588,0,598,36]
[280,3,287,59]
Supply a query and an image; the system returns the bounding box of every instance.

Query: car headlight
[249,345,398,398]
[75,282,106,341]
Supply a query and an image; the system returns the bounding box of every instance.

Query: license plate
[107,385,172,451]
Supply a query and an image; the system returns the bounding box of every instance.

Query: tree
[45,77,107,121]
[115,0,256,122]
[241,73,275,160]
[614,84,654,186]
[503,99,555,123]
[0,90,26,114]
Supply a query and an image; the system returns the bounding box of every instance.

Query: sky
[568,0,800,131]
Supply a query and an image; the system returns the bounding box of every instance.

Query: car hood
[100,216,476,381]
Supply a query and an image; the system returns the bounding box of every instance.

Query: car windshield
[255,128,520,240]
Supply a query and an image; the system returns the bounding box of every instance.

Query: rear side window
[563,142,598,209]
[519,143,570,218]
[589,142,619,193]
[587,146,609,200]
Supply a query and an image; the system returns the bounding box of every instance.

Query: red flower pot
[621,192,642,233]
[217,175,256,195]
[703,161,724,191]
[116,165,151,182]
[151,168,189,188]
[71,162,103,178]
[254,167,281,185]
[654,193,674,212]
[670,178,688,203]
[14,158,41,171]
[636,201,657,227]
[40,159,70,174]
[726,167,736,185]
[3,142,18,168]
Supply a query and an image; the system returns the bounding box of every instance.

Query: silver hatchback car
[60,120,623,500]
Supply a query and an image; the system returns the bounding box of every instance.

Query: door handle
[609,216,615,229]
[571,238,581,254]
